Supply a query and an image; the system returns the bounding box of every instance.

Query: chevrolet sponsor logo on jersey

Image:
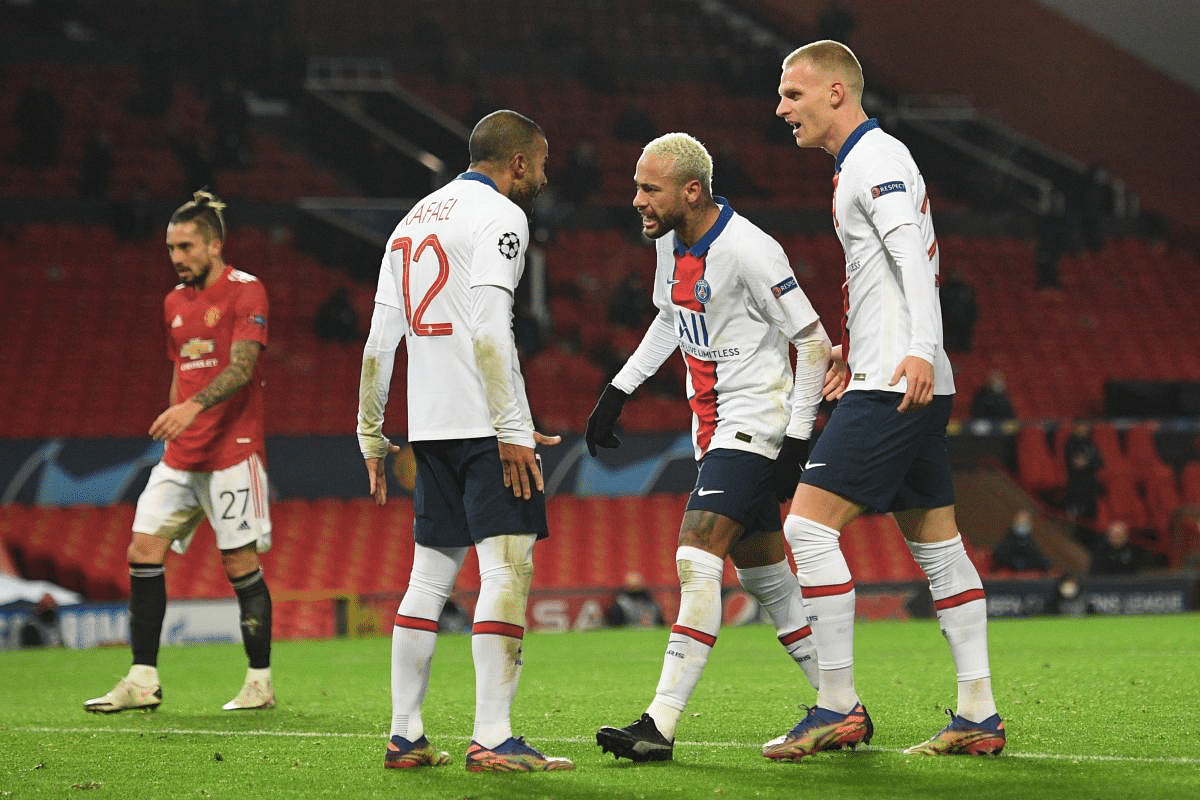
[180,337,216,360]
[871,181,906,198]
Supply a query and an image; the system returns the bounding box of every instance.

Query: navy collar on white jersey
[457,171,498,190]
[833,118,880,174]
[674,197,735,257]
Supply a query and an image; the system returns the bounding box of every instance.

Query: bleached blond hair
[642,132,713,197]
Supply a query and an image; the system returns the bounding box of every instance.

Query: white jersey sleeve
[612,308,679,395]
[357,302,405,459]
[834,124,954,396]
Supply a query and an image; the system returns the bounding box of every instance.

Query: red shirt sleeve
[232,278,269,348]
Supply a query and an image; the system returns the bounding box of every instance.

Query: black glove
[585,383,629,456]
[771,436,810,502]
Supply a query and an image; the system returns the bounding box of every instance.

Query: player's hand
[823,348,848,401]
[365,442,401,506]
[771,436,810,502]
[889,355,934,413]
[585,383,629,456]
[149,399,203,442]
[534,431,562,448]
[499,440,543,500]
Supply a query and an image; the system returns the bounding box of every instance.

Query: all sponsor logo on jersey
[677,310,709,348]
[693,278,712,305]
[180,337,215,360]
[771,276,798,298]
[204,306,221,327]
[871,180,906,198]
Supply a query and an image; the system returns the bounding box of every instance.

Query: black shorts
[800,391,955,514]
[412,437,549,548]
[685,448,782,533]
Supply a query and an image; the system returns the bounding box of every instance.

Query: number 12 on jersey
[391,234,452,336]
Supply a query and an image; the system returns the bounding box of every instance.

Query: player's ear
[829,79,847,108]
[510,151,528,179]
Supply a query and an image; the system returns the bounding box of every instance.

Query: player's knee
[220,544,260,578]
[477,534,535,594]
[784,515,851,583]
[675,546,724,586]
[127,533,169,565]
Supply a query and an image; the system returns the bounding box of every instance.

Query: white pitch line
[9,727,1199,766]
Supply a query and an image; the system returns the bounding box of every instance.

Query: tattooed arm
[149,340,262,442]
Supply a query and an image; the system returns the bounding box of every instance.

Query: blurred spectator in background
[711,143,770,199]
[559,141,602,207]
[991,509,1051,572]
[817,0,857,44]
[1034,211,1067,290]
[1072,162,1111,253]
[313,287,360,342]
[577,36,617,94]
[606,572,664,628]
[939,267,977,352]
[128,36,173,116]
[210,77,251,170]
[14,75,63,168]
[111,181,156,241]
[81,130,114,198]
[971,369,1015,420]
[607,271,656,330]
[613,95,656,143]
[19,593,64,648]
[170,125,215,197]
[1089,520,1143,575]
[1062,421,1104,525]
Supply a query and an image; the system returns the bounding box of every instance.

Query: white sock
[735,561,818,689]
[471,534,535,749]
[785,514,858,713]
[906,535,998,722]
[246,666,271,684]
[128,664,158,685]
[390,545,466,740]
[646,546,724,741]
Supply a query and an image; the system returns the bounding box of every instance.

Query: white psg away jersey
[614,201,823,460]
[374,173,533,442]
[832,120,955,396]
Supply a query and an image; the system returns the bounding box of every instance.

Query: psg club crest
[693,278,712,305]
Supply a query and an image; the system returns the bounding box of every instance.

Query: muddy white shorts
[132,453,272,554]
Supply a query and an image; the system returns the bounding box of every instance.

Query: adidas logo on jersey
[237,521,251,531]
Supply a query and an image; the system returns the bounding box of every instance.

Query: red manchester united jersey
[162,265,268,471]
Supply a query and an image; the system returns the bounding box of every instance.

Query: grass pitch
[3,614,1198,799]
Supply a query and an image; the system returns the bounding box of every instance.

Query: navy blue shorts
[412,437,549,548]
[799,391,955,514]
[685,448,782,533]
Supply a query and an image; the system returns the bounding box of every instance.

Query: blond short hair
[642,132,713,197]
[783,40,865,102]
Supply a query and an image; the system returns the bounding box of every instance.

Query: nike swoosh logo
[696,488,725,496]
[666,279,680,285]
[804,462,826,469]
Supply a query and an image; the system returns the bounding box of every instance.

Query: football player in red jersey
[85,190,276,714]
